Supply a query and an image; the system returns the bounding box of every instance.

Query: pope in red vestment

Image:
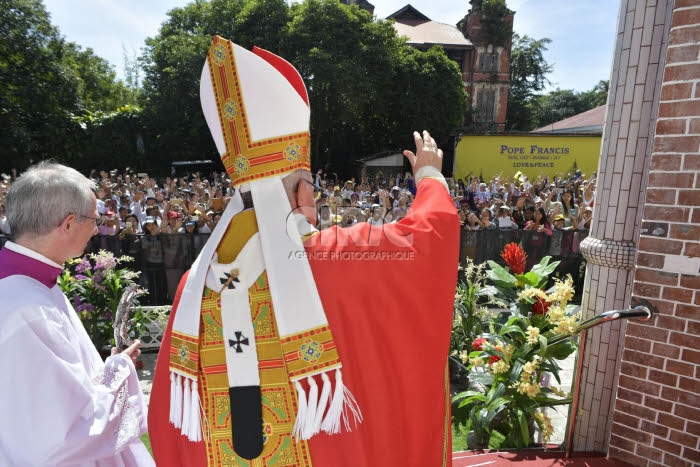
[147,36,460,467]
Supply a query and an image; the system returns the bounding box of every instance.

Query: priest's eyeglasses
[299,179,322,193]
[78,214,101,226]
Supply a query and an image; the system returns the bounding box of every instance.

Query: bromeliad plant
[452,243,579,450]
[58,250,160,350]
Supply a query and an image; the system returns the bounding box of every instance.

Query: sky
[42,0,619,93]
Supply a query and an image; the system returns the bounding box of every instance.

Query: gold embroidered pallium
[280,325,341,379]
[198,211,312,466]
[170,331,199,377]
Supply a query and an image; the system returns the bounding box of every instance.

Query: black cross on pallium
[229,331,249,353]
[220,269,240,290]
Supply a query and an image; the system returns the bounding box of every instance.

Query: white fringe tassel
[321,369,362,435]
[302,376,319,439]
[292,380,307,441]
[169,372,205,442]
[169,372,177,426]
[312,372,332,434]
[172,373,183,429]
[181,377,192,437]
[188,382,203,442]
[341,382,363,431]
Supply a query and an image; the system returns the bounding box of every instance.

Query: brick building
[342,0,514,132]
[388,1,514,132]
[576,1,699,465]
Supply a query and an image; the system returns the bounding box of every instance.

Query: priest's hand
[403,130,443,177]
[111,339,142,365]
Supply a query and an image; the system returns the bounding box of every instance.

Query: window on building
[475,88,497,122]
[478,52,499,72]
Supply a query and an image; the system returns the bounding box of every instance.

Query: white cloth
[204,235,266,388]
[0,216,10,235]
[0,275,154,466]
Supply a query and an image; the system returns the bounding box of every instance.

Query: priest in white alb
[0,162,154,466]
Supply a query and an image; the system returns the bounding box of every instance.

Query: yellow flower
[459,350,469,364]
[522,362,537,379]
[547,275,575,304]
[551,386,569,398]
[469,356,485,367]
[535,412,554,444]
[491,360,509,374]
[518,286,547,302]
[516,381,541,397]
[450,349,458,357]
[520,355,541,381]
[476,306,490,320]
[526,326,540,344]
[503,344,516,359]
[553,314,580,335]
[546,304,566,324]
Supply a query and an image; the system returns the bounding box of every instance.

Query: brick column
[607,1,700,465]
[575,0,673,453]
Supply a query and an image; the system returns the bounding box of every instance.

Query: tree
[62,43,136,111]
[505,33,552,131]
[532,80,609,129]
[0,0,141,170]
[533,89,589,128]
[0,0,80,168]
[580,80,608,108]
[140,0,467,171]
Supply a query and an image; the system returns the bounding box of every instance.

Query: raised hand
[403,130,443,177]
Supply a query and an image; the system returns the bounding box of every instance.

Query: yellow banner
[454,134,602,181]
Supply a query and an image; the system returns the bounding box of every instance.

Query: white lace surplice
[0,275,154,466]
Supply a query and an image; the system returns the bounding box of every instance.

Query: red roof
[532,105,606,133]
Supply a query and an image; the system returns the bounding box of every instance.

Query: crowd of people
[450,170,596,234]
[0,166,596,241]
[312,168,596,235]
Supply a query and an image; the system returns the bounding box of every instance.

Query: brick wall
[609,2,700,466]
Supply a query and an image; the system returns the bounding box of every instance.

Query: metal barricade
[0,230,589,305]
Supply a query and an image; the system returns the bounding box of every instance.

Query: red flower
[501,243,527,275]
[472,337,487,351]
[532,297,551,315]
[488,355,501,364]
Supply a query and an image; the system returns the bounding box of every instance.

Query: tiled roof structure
[532,105,606,134]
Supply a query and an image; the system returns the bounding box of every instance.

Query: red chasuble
[148,177,460,466]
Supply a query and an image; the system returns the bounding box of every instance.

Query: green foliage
[505,33,553,131]
[533,89,589,129]
[452,244,579,450]
[532,81,609,129]
[66,105,147,173]
[140,0,467,171]
[61,43,137,112]
[0,0,142,171]
[450,261,489,382]
[57,250,165,350]
[480,0,513,46]
[580,80,609,108]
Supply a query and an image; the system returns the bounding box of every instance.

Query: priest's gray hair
[6,162,96,239]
